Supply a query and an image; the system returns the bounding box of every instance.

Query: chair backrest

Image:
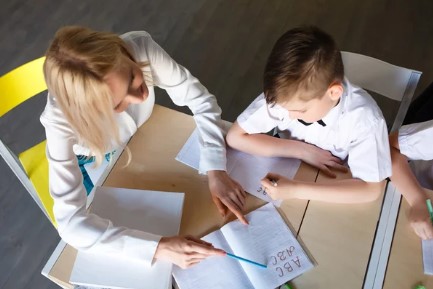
[341,51,422,132]
[0,57,56,226]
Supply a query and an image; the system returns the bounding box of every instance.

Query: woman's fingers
[186,240,226,256]
[185,236,213,247]
[222,199,248,225]
[211,195,228,217]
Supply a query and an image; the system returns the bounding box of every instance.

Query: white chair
[343,52,422,288]
[341,51,421,132]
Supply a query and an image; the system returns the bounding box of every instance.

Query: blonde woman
[41,26,247,268]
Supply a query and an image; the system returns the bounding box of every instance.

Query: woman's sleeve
[40,106,161,266]
[138,33,227,174]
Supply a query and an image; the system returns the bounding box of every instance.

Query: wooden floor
[1,1,433,288]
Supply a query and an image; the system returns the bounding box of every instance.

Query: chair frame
[0,139,49,219]
[341,51,422,132]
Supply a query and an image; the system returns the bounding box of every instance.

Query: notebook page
[226,149,300,206]
[422,239,433,275]
[221,203,314,289]
[70,187,184,289]
[175,129,300,206]
[172,230,253,289]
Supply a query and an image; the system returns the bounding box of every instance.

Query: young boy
[226,26,391,203]
[390,119,433,240]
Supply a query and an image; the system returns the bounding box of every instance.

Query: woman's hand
[409,200,433,240]
[260,173,298,201]
[154,235,226,269]
[299,143,348,178]
[208,170,248,224]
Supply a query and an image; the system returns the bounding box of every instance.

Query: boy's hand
[154,235,226,269]
[260,173,298,200]
[301,143,348,178]
[409,200,433,240]
[208,170,248,224]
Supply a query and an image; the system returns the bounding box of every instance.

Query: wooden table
[43,105,387,288]
[292,171,386,289]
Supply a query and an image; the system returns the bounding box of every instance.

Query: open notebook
[69,187,185,289]
[173,203,314,289]
[176,128,301,206]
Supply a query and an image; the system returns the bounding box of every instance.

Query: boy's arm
[226,121,304,157]
[227,122,347,177]
[390,146,428,206]
[389,145,432,239]
[261,173,384,203]
[389,131,400,150]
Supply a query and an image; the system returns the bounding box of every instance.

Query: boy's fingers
[265,172,280,181]
[260,178,272,187]
[329,162,349,172]
[330,156,344,165]
[321,166,336,178]
[420,228,427,240]
[424,224,433,239]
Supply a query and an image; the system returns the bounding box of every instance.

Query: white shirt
[237,78,391,182]
[399,119,433,161]
[40,31,226,265]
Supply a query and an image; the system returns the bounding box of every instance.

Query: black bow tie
[298,119,326,127]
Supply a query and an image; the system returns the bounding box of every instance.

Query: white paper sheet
[176,129,301,206]
[70,187,184,289]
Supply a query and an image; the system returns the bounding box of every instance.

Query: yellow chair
[0,57,56,226]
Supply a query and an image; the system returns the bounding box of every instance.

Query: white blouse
[237,78,392,182]
[40,31,226,265]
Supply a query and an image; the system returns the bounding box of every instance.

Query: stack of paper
[173,203,314,289]
[70,187,184,289]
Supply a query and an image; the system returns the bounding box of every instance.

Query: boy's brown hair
[264,26,344,104]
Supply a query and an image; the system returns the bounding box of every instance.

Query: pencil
[226,252,267,269]
[426,199,433,221]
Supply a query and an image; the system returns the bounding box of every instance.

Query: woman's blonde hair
[44,26,140,165]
